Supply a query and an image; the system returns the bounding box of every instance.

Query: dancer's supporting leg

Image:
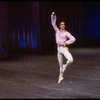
[57,50,64,84]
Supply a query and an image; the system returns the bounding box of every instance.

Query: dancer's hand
[52,12,56,16]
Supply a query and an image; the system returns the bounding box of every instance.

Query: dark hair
[59,20,66,25]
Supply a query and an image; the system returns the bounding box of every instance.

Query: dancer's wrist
[52,12,56,16]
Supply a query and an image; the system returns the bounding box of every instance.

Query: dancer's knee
[68,59,73,63]
[59,62,63,66]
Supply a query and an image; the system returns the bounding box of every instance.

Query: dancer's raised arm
[51,12,59,32]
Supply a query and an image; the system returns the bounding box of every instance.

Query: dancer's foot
[58,75,64,84]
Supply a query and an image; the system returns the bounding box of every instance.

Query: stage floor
[0,48,100,99]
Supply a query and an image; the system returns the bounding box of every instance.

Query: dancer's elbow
[72,37,76,43]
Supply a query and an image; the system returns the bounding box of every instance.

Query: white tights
[57,46,73,77]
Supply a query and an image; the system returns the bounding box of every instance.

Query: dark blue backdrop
[83,2,100,38]
[0,1,100,56]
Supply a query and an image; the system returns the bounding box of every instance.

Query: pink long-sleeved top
[51,14,76,46]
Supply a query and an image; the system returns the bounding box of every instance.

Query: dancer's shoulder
[66,30,71,34]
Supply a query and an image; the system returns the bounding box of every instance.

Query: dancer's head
[59,20,66,30]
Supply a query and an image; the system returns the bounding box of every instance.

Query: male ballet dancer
[51,12,76,84]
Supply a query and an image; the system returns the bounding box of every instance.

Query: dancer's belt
[57,44,64,47]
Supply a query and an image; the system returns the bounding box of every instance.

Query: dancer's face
[59,22,65,30]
